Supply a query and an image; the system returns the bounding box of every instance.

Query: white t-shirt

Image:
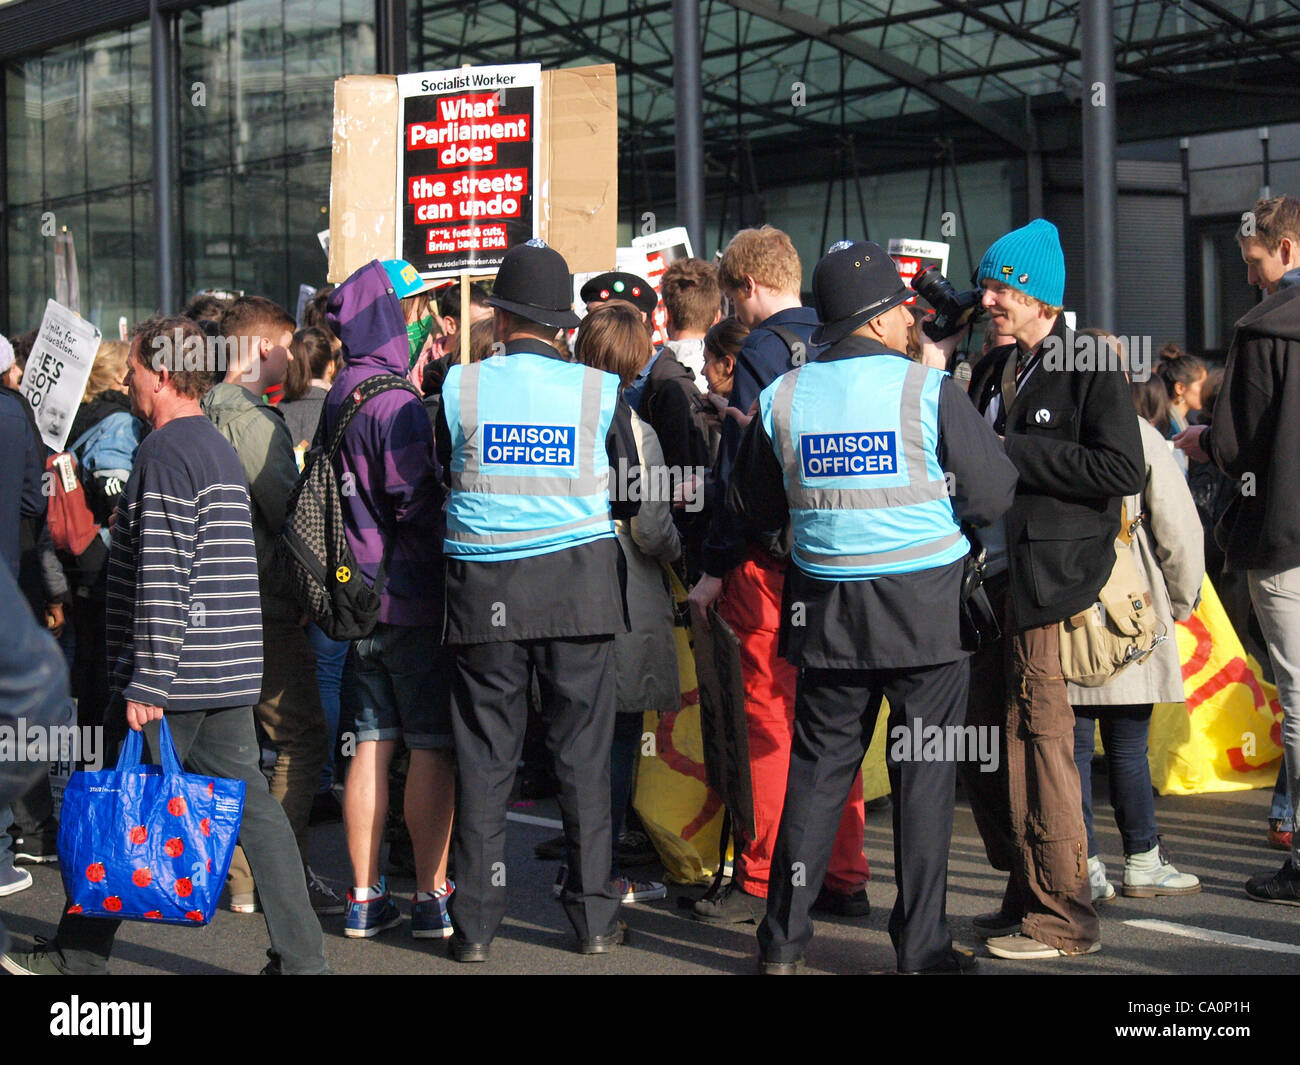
[662,337,707,392]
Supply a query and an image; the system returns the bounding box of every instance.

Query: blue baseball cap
[380,259,432,299]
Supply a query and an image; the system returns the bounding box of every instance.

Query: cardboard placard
[328,65,617,283]
[21,299,101,453]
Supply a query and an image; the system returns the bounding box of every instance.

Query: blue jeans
[0,805,13,874]
[1271,760,1293,824]
[306,623,349,790]
[1072,705,1160,858]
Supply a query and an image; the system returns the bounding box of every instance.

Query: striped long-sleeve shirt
[106,414,263,711]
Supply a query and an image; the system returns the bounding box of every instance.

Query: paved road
[3,770,1297,978]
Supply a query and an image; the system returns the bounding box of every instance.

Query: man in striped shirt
[1,316,326,976]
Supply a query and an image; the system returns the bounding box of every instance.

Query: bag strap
[324,374,421,463]
[114,716,184,777]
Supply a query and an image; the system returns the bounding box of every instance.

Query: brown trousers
[227,616,329,895]
[961,578,1099,952]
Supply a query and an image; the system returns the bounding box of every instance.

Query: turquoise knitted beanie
[976,219,1065,307]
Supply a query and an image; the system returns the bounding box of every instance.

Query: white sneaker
[1088,855,1116,903]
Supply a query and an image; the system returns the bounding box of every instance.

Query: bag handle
[114,715,184,777]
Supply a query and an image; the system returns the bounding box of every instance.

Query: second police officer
[729,241,1018,973]
[435,239,642,961]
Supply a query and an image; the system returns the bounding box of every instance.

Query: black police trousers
[448,636,621,946]
[759,656,970,971]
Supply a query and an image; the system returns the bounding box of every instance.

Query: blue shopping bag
[57,717,245,926]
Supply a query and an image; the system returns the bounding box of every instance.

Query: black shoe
[12,829,59,865]
[1245,860,1300,906]
[758,954,803,975]
[971,911,1021,939]
[260,950,282,975]
[614,830,658,868]
[811,885,870,918]
[449,934,491,963]
[692,881,764,925]
[309,790,343,826]
[533,833,566,861]
[900,945,979,975]
[578,920,627,955]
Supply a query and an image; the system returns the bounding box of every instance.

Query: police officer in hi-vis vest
[729,241,1017,974]
[435,239,641,961]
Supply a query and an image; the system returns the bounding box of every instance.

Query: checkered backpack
[274,374,420,641]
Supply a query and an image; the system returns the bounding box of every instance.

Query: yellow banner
[1150,576,1283,794]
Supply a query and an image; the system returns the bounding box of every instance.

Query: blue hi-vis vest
[758,354,968,580]
[442,351,620,562]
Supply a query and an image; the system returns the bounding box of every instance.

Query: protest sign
[328,65,616,282]
[633,227,694,344]
[397,64,541,276]
[20,299,101,452]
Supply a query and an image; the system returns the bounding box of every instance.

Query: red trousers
[719,549,870,899]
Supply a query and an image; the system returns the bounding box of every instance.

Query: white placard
[20,300,101,452]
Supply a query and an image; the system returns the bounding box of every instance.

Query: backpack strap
[766,324,807,362]
[324,374,421,462]
[320,373,421,598]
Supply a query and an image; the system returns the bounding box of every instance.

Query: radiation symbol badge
[335,565,351,584]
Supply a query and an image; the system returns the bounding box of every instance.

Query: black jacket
[967,316,1144,630]
[638,346,711,578]
[729,337,1018,668]
[1203,285,1300,572]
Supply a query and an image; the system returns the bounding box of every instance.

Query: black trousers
[759,657,970,972]
[448,636,621,945]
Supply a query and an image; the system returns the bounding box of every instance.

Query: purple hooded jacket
[325,260,444,627]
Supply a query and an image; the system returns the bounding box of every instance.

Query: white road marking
[1125,919,1300,955]
[507,812,563,829]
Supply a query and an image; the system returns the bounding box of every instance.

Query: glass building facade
[3,0,375,336]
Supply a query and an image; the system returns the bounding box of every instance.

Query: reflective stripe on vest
[763,356,967,579]
[443,352,618,561]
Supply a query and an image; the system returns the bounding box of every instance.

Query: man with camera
[961,219,1144,960]
[731,241,1016,973]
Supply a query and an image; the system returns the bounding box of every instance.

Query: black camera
[911,265,984,342]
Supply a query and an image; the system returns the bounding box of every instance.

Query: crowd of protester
[1,194,1299,974]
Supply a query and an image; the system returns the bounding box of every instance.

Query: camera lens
[911,265,956,308]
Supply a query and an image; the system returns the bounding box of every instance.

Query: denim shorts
[346,623,454,750]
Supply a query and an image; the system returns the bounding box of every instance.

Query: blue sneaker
[344,880,402,938]
[411,881,455,939]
